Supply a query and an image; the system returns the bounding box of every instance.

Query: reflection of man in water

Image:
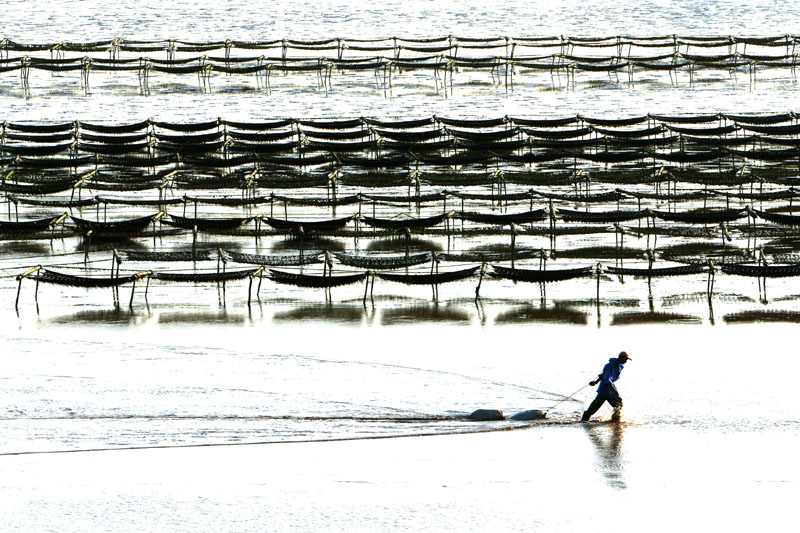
[584,423,626,489]
[581,351,631,422]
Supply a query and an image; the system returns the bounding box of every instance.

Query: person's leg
[609,396,624,422]
[581,393,607,421]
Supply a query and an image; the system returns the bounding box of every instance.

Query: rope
[544,382,591,414]
[0,258,112,275]
[0,422,533,457]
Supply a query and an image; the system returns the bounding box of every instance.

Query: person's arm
[589,374,602,386]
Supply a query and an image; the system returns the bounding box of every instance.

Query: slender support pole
[84,231,92,265]
[363,272,371,305]
[221,253,227,297]
[254,217,259,247]
[596,263,602,305]
[15,277,23,311]
[475,263,487,299]
[707,268,715,302]
[510,223,517,270]
[298,227,305,269]
[16,266,43,311]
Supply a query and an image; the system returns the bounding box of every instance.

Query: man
[581,351,631,422]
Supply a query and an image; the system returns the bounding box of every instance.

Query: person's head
[618,351,631,363]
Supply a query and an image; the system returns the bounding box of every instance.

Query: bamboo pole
[15,265,42,311]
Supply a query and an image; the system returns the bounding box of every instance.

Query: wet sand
[1,421,796,532]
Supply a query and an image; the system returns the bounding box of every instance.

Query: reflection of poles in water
[595,263,602,328]
[708,295,715,325]
[538,248,548,305]
[510,222,516,270]
[706,260,716,298]
[366,302,376,326]
[216,247,227,307]
[595,263,602,304]
[363,272,375,307]
[323,250,333,302]
[191,225,198,262]
[430,251,439,300]
[297,226,305,273]
[757,247,768,303]
[646,248,654,313]
[583,423,627,490]
[474,296,486,325]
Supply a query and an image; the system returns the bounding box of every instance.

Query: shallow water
[2,1,800,531]
[2,313,799,531]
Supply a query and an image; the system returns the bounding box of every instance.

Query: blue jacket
[597,358,624,397]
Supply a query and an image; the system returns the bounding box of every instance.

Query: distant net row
[3,205,800,237]
[3,166,800,203]
[2,52,796,75]
[4,113,799,133]
[12,253,798,311]
[2,53,796,94]
[2,34,798,55]
[1,114,800,180]
[3,113,800,152]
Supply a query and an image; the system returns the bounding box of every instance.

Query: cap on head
[618,351,631,361]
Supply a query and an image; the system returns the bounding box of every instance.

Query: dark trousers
[581,390,622,421]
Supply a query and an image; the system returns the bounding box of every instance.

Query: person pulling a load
[581,351,631,422]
